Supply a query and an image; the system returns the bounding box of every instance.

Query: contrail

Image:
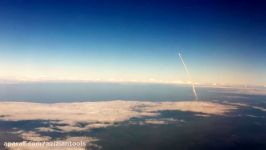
[178,52,198,101]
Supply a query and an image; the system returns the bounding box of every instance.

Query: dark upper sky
[0,0,265,85]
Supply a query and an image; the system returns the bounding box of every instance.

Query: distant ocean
[0,82,263,103]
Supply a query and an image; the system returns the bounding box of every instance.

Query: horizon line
[0,79,265,88]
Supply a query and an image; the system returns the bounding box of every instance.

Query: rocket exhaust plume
[178,53,198,101]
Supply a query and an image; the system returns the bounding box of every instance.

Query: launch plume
[178,53,198,101]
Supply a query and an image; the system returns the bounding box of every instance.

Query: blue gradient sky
[0,0,265,85]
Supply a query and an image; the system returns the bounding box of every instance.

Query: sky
[0,0,265,86]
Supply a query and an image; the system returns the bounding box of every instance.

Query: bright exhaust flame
[178,52,198,101]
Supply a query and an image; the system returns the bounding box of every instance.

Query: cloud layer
[0,100,237,150]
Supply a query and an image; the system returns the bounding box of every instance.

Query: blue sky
[0,0,265,85]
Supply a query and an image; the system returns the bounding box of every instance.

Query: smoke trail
[178,53,198,101]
